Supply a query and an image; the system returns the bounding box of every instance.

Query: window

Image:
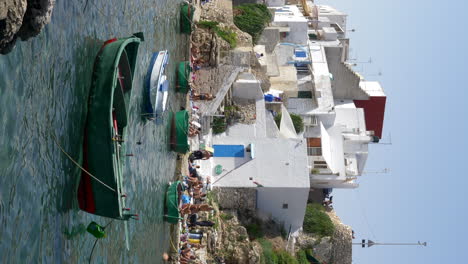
[307,138,322,156]
[282,203,288,209]
[298,91,313,99]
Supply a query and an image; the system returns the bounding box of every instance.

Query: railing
[307,147,322,156]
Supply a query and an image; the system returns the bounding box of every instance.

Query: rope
[169,236,178,252]
[50,133,116,193]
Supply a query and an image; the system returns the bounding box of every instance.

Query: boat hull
[170,110,189,153]
[164,181,182,224]
[145,50,169,123]
[176,61,191,94]
[180,3,194,34]
[78,34,143,219]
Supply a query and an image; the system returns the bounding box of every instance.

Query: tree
[274,113,304,133]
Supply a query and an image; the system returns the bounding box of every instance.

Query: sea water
[0,0,187,262]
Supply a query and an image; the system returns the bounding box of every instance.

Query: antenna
[348,57,372,64]
[362,168,390,175]
[354,239,427,248]
[374,133,392,145]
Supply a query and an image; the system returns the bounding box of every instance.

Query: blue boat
[145,50,169,124]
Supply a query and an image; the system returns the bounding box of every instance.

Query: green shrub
[296,250,309,264]
[198,20,237,48]
[274,113,304,133]
[258,238,277,264]
[198,20,219,29]
[246,223,264,239]
[212,116,227,134]
[220,212,234,220]
[303,203,335,237]
[234,4,272,43]
[258,238,302,264]
[215,27,237,48]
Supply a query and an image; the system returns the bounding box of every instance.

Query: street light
[354,239,428,248]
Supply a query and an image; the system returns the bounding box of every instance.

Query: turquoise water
[0,0,188,262]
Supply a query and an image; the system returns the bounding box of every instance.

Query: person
[322,196,333,207]
[193,220,215,227]
[162,252,173,262]
[189,126,201,137]
[191,92,215,101]
[189,150,212,162]
[180,204,214,215]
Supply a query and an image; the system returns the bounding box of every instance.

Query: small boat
[164,181,183,224]
[180,2,194,34]
[78,33,143,221]
[176,61,191,94]
[170,110,190,153]
[145,50,170,123]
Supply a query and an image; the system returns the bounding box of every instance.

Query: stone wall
[213,187,257,212]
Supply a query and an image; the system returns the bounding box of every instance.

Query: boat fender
[87,222,106,239]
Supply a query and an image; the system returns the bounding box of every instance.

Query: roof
[212,138,310,188]
[354,81,386,138]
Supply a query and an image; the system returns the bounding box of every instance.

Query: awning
[320,123,345,175]
[279,105,298,139]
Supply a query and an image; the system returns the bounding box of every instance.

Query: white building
[270,5,309,45]
[207,72,310,236]
[262,2,386,189]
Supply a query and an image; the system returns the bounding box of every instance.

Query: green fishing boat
[176,61,191,93]
[164,181,183,224]
[170,110,189,153]
[180,2,194,34]
[78,33,143,220]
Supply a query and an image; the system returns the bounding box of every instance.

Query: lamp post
[353,239,427,248]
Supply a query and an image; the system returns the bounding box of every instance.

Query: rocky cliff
[0,0,55,54]
[296,210,352,264]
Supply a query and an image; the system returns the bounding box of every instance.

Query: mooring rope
[50,133,116,193]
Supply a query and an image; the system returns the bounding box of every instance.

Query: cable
[50,133,116,193]
[354,189,377,240]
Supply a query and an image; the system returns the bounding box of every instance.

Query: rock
[18,0,55,40]
[0,0,27,54]
[0,0,54,54]
[313,237,333,262]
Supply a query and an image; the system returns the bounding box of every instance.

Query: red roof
[354,96,386,139]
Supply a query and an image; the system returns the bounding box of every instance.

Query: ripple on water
[0,0,188,262]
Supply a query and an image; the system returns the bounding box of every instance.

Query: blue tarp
[295,50,307,57]
[213,145,245,157]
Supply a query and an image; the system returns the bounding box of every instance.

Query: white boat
[145,50,169,123]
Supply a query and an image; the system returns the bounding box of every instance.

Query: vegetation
[220,212,234,221]
[258,238,299,264]
[311,168,320,175]
[303,203,335,237]
[198,20,237,48]
[234,4,272,43]
[215,27,237,48]
[198,20,219,29]
[274,113,305,133]
[296,249,309,264]
[246,223,264,240]
[212,116,227,134]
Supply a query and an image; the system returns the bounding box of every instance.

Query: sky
[315,0,468,263]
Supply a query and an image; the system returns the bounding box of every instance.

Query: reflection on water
[0,0,188,262]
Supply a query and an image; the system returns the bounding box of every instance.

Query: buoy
[87,222,106,239]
